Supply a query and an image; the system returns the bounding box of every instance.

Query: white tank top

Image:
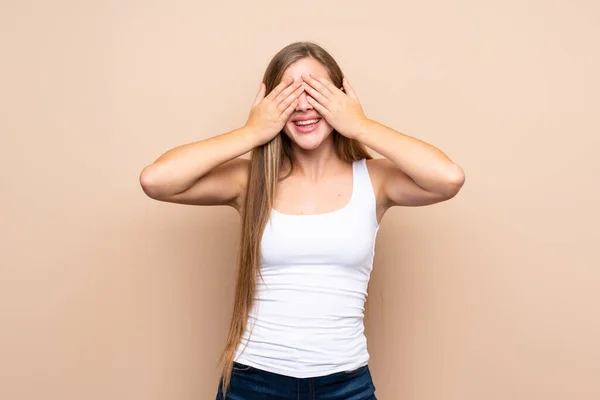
[233,158,380,378]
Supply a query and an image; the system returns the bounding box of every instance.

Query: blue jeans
[216,362,377,400]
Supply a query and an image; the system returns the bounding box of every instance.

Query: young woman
[139,42,465,400]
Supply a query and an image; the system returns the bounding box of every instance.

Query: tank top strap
[351,159,378,219]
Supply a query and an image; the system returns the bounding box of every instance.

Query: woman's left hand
[301,73,369,140]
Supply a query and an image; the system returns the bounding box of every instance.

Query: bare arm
[357,120,465,207]
[139,77,304,210]
[301,73,465,211]
[139,128,256,208]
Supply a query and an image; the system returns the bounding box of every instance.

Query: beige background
[1,1,599,399]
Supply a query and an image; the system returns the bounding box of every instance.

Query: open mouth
[293,118,321,133]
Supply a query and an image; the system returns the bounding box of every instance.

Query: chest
[260,210,378,269]
[273,171,353,215]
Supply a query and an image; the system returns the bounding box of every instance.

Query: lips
[292,113,321,122]
[293,118,321,126]
[292,118,321,133]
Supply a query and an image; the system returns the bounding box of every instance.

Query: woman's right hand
[244,77,305,145]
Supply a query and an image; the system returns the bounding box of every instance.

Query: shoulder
[363,158,390,206]
[365,157,459,208]
[229,157,250,210]
[209,156,250,190]
[364,157,391,188]
[230,156,251,178]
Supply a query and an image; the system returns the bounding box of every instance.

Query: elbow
[441,164,466,199]
[139,165,165,200]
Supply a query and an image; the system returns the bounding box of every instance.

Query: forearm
[140,126,259,196]
[355,119,464,194]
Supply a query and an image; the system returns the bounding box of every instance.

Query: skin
[280,58,336,152]
[139,57,466,224]
[271,58,357,216]
[270,57,466,221]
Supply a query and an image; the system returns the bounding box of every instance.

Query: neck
[284,134,346,181]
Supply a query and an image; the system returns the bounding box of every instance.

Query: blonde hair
[217,41,371,398]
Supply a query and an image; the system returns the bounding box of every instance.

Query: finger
[301,73,333,99]
[306,95,329,116]
[314,73,341,94]
[302,82,330,106]
[342,77,358,100]
[252,83,266,107]
[281,98,300,120]
[266,76,294,101]
[278,84,304,113]
[274,78,302,105]
[306,72,340,95]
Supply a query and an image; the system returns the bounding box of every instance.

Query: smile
[293,118,321,133]
[294,118,320,126]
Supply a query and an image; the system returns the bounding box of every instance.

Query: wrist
[239,125,264,148]
[352,118,374,142]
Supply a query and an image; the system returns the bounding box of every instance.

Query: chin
[283,120,333,150]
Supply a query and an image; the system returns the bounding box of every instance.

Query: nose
[296,90,313,112]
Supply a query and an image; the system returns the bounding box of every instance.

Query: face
[280,58,335,150]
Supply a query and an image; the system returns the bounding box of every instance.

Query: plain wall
[1,1,599,399]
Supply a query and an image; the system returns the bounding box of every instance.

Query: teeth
[294,119,320,126]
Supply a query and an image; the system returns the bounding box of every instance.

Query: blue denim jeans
[216,362,377,400]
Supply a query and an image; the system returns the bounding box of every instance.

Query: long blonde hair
[217,41,372,398]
